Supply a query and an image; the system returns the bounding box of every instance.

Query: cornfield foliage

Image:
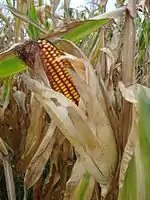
[0,0,150,200]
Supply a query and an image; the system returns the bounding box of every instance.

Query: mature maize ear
[38,39,80,105]
[16,39,80,105]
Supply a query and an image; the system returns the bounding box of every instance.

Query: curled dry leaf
[119,106,138,188]
[56,39,86,59]
[118,81,150,104]
[22,72,117,194]
[13,90,26,114]
[18,94,45,172]
[118,81,138,103]
[25,121,57,189]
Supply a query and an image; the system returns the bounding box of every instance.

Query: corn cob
[37,39,80,105]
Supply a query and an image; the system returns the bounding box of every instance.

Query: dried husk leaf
[22,73,117,195]
[118,81,138,103]
[57,40,118,138]
[24,121,57,189]
[118,81,150,104]
[67,70,117,189]
[56,39,86,59]
[18,94,45,172]
[13,90,26,113]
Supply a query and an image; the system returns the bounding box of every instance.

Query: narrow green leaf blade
[27,4,40,39]
[0,55,26,78]
[138,90,150,200]
[118,156,137,200]
[63,19,111,42]
[74,171,91,200]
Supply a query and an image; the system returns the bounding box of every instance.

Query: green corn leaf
[0,55,26,78]
[63,18,111,42]
[27,4,40,39]
[118,87,150,200]
[74,171,91,200]
[138,90,150,200]
[118,156,137,200]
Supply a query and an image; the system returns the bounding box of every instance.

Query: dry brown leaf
[0,137,8,156]
[118,81,150,103]
[118,81,138,103]
[13,90,26,113]
[56,39,86,59]
[2,157,16,200]
[18,94,45,172]
[101,47,116,69]
[119,106,138,188]
[24,121,57,189]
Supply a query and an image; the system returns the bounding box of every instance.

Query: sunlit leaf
[138,90,150,200]
[0,55,26,78]
[118,156,137,200]
[63,19,111,42]
[27,4,40,39]
[74,171,94,200]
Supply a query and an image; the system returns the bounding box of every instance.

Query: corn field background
[0,0,150,199]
